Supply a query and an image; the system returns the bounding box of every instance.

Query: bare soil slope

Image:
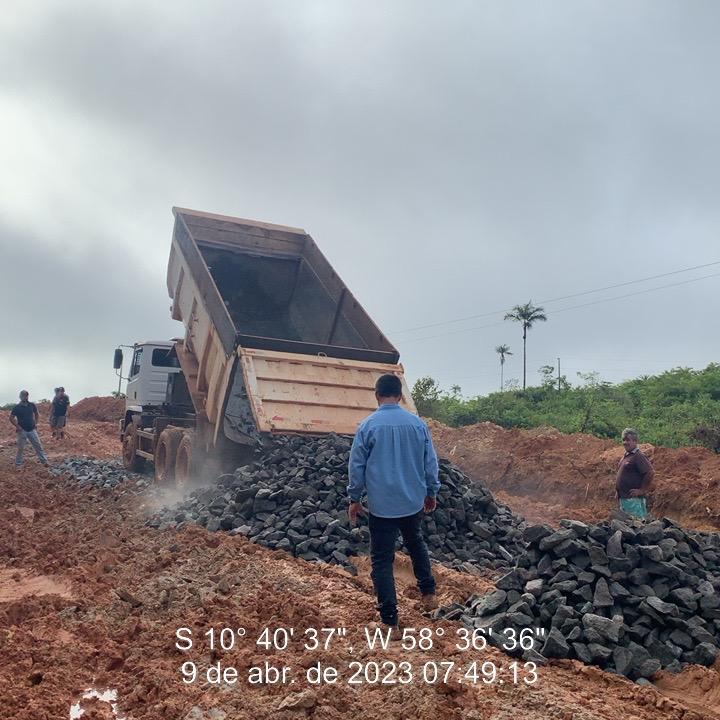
[71,395,126,423]
[429,421,720,532]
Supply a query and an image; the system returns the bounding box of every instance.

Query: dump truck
[116,207,416,487]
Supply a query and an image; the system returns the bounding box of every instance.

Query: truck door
[148,346,182,405]
[125,345,181,406]
[125,346,144,403]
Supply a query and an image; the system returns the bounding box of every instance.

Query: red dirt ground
[0,398,718,719]
[70,396,126,423]
[429,421,720,532]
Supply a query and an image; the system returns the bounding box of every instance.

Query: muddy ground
[0,406,718,719]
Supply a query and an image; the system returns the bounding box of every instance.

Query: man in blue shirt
[348,374,441,632]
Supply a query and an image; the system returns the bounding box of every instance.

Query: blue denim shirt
[347,403,440,518]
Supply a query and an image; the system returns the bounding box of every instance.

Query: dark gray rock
[572,643,593,664]
[541,628,570,658]
[523,525,553,544]
[692,642,718,666]
[638,521,665,544]
[475,590,508,616]
[525,579,544,597]
[643,596,680,617]
[582,614,623,644]
[606,530,624,558]
[612,646,634,676]
[539,529,576,551]
[593,578,614,608]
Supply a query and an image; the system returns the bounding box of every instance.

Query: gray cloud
[2,0,720,403]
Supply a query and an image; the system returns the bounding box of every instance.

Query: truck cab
[125,341,182,411]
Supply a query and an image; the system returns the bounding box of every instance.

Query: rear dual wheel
[154,427,184,486]
[174,432,197,490]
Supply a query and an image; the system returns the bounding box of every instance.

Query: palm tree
[504,301,548,390]
[495,344,512,391]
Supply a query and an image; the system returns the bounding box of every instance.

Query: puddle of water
[69,688,126,719]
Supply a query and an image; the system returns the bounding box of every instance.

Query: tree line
[412,364,720,451]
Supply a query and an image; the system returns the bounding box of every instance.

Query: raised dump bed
[166,207,415,448]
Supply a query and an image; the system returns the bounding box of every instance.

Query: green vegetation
[412,364,720,449]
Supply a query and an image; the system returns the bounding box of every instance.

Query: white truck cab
[125,341,182,411]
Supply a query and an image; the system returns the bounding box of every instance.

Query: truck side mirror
[113,348,123,370]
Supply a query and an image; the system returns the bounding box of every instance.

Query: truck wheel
[122,422,146,472]
[155,428,183,485]
[175,432,198,490]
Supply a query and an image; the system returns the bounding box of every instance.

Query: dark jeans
[369,510,436,626]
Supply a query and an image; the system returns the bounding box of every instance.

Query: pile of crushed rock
[439,516,720,678]
[51,457,150,490]
[150,433,526,572]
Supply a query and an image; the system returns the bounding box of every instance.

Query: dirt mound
[71,396,125,423]
[429,420,720,532]
[0,410,119,460]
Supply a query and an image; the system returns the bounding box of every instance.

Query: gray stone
[523,524,553,544]
[612,646,634,676]
[643,596,680,617]
[496,570,525,591]
[506,612,534,626]
[572,643,593,664]
[637,658,661,679]
[539,529,576,551]
[582,614,623,644]
[692,643,718,666]
[525,579,544,597]
[668,587,698,610]
[475,589,508,616]
[668,629,694,650]
[470,521,493,540]
[588,546,608,565]
[637,545,663,562]
[606,530,624,558]
[588,643,613,663]
[559,519,590,537]
[637,521,665,544]
[541,628,570,658]
[593,578,614,608]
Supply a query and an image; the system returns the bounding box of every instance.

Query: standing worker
[50,386,71,439]
[347,373,441,635]
[9,390,49,471]
[616,427,655,519]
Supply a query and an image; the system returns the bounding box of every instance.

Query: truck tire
[155,427,183,485]
[174,432,198,490]
[122,422,146,472]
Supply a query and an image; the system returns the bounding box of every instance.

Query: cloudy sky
[2,0,719,405]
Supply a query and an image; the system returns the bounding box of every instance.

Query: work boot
[382,624,403,642]
[421,593,439,611]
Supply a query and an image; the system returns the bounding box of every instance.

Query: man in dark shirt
[50,386,71,439]
[615,427,654,519]
[10,390,49,470]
